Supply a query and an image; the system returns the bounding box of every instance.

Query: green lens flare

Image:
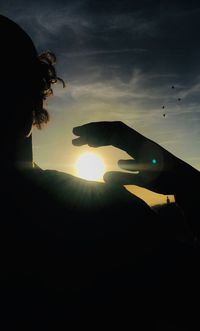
[151,158,157,165]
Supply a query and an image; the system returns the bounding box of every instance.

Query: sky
[1,0,200,205]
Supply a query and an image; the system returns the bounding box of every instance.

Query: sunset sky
[1,0,200,205]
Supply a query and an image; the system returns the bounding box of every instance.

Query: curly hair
[33,50,65,129]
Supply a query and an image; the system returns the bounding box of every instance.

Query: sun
[75,152,106,181]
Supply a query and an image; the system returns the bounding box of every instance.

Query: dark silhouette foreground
[0,15,200,330]
[72,121,200,330]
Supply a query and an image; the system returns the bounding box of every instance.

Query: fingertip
[118,159,131,171]
[72,126,80,135]
[118,159,124,167]
[118,159,139,172]
[72,138,81,146]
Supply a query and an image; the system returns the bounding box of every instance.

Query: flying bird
[171,85,175,89]
[163,113,166,117]
[162,105,165,109]
[178,98,181,101]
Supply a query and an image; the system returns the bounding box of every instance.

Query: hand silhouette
[73,121,197,195]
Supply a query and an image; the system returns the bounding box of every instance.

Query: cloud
[2,0,200,83]
[2,0,200,171]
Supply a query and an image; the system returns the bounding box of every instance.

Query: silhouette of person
[0,15,164,329]
[1,15,199,330]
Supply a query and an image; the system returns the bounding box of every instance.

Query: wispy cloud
[2,0,200,172]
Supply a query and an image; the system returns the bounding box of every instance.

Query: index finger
[72,121,146,157]
[73,121,122,147]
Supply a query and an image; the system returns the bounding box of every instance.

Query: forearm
[173,162,200,237]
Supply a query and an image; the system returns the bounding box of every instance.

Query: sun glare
[75,152,106,181]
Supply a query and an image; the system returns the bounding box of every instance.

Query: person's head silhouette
[0,15,64,168]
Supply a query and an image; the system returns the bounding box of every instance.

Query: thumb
[103,171,147,187]
[118,159,159,172]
